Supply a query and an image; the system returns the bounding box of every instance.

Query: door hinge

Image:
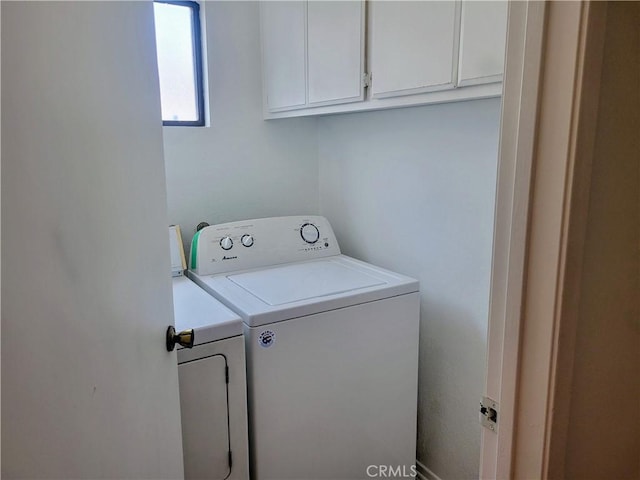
[480,396,498,432]
[228,450,233,468]
[362,72,372,88]
[225,366,229,384]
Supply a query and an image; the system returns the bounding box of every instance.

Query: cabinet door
[369,1,460,99]
[260,1,306,111]
[307,1,365,106]
[179,355,230,480]
[457,1,508,86]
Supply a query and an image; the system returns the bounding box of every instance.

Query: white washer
[188,216,420,480]
[172,276,250,480]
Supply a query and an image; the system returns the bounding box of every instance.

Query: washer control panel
[190,216,341,276]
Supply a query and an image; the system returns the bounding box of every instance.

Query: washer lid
[228,260,385,306]
[188,255,419,328]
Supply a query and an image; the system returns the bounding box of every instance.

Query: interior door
[1,2,184,478]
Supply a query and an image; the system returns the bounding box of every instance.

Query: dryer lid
[172,276,243,345]
[227,259,385,306]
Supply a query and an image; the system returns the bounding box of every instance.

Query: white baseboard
[416,460,443,480]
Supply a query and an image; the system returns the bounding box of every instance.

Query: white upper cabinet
[260,0,365,113]
[457,1,508,87]
[260,0,508,118]
[261,2,307,111]
[307,1,365,106]
[369,1,459,99]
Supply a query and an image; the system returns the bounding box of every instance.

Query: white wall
[317,99,501,479]
[162,1,319,252]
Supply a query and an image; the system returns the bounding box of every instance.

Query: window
[153,1,205,126]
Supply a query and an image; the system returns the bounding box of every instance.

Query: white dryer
[188,216,419,480]
[172,276,250,480]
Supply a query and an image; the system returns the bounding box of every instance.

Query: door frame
[481,1,607,478]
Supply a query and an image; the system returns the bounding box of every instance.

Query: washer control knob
[241,234,254,247]
[300,223,320,244]
[220,237,233,250]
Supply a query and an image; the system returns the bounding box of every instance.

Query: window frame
[154,0,206,127]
